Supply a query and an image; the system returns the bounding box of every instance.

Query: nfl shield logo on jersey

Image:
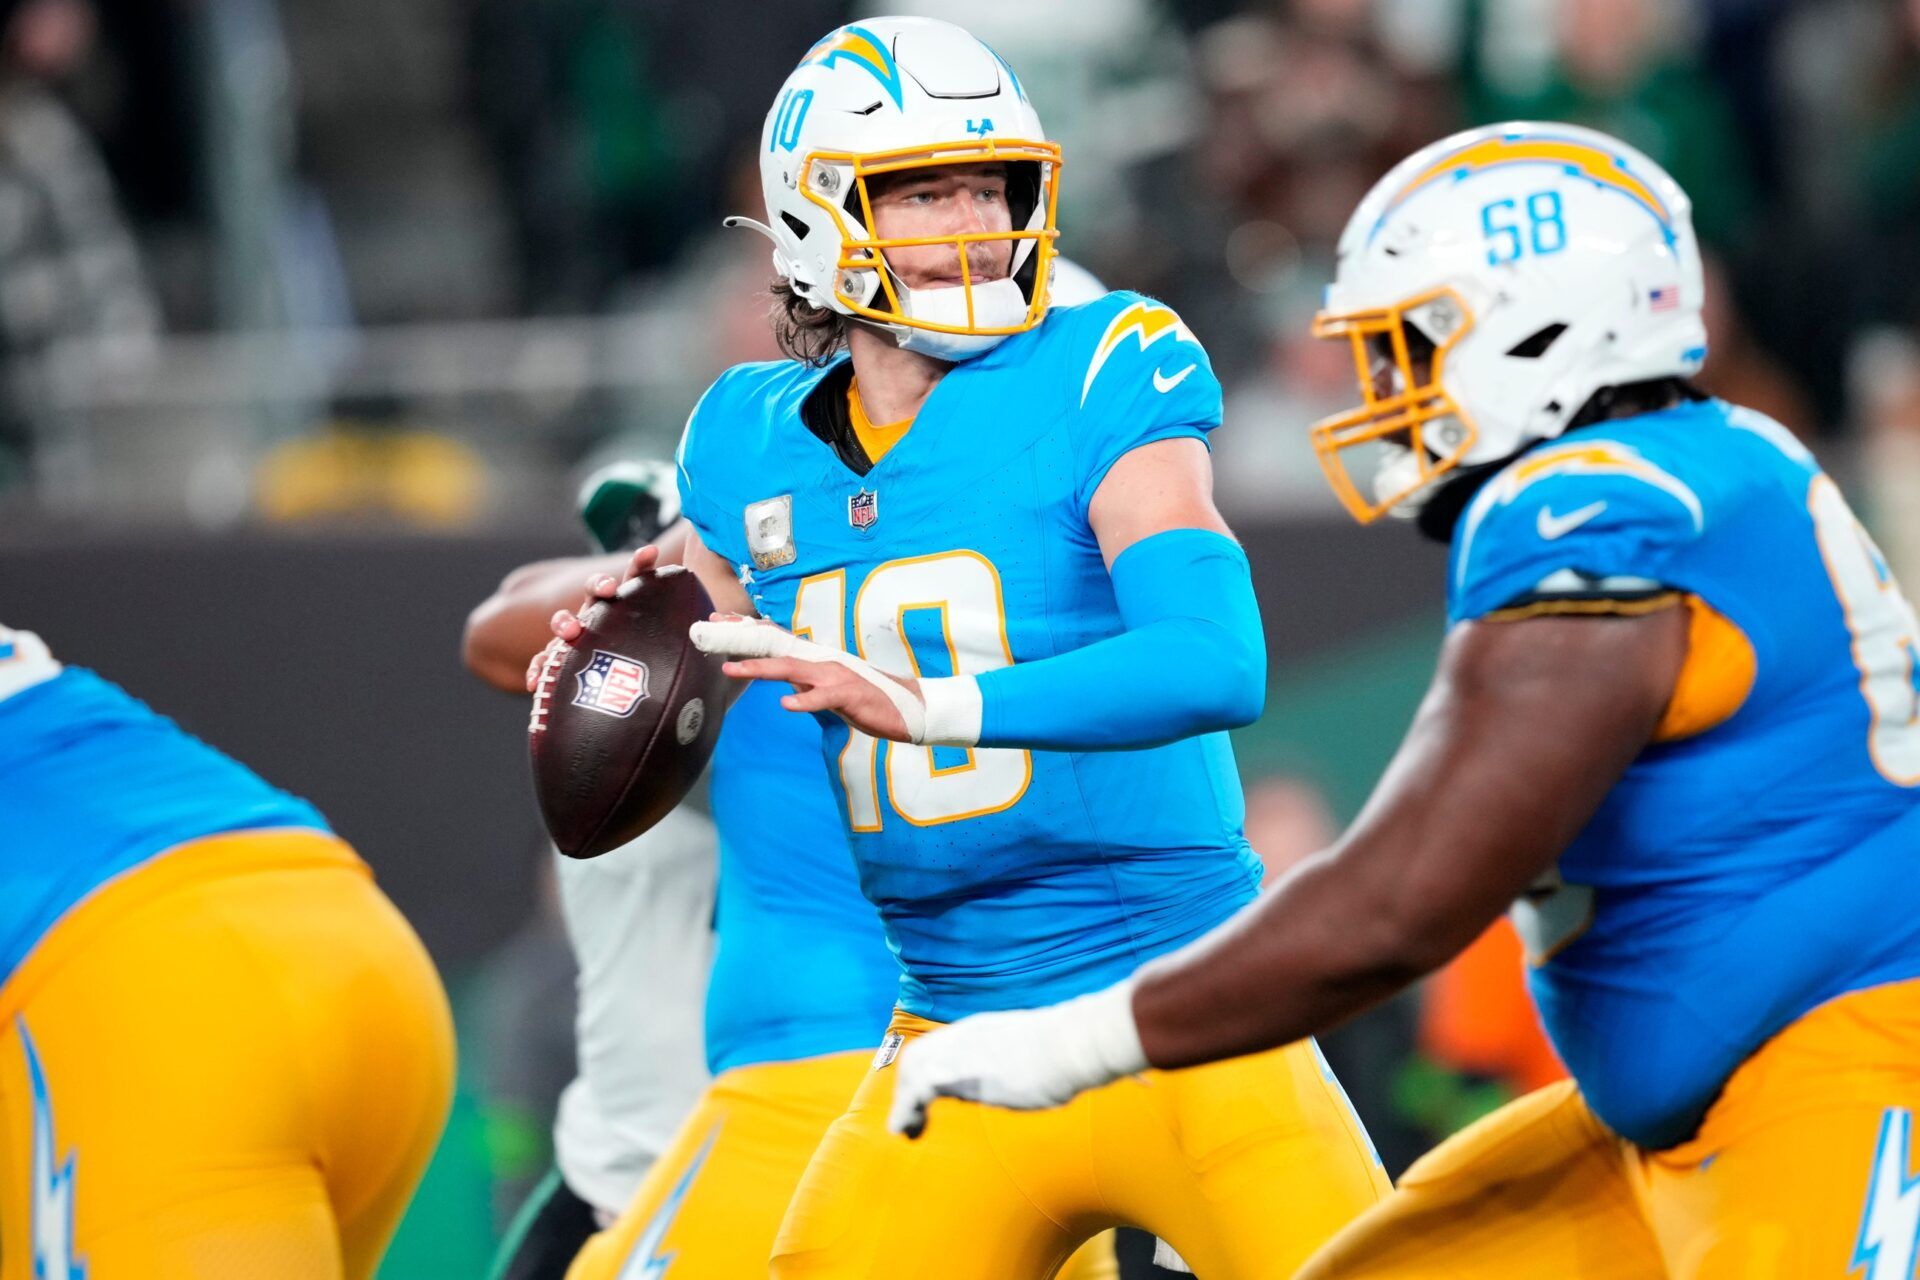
[572,650,650,718]
[849,488,879,531]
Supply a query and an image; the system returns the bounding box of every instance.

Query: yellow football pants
[1299,978,1920,1279]
[770,1011,1391,1280]
[567,1049,1119,1279]
[0,830,455,1280]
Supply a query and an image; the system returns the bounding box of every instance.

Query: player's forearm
[973,615,1262,749]
[1129,850,1452,1068]
[463,554,626,692]
[1130,614,1685,1069]
[969,528,1265,751]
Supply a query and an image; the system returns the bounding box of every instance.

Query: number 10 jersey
[676,291,1263,1023]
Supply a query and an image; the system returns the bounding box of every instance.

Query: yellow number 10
[791,551,1032,830]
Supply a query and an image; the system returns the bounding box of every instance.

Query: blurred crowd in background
[0,0,1913,550]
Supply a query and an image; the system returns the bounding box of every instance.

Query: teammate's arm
[537,525,755,689]
[462,552,632,693]
[1129,606,1684,1066]
[699,436,1266,750]
[463,520,752,694]
[888,605,1688,1134]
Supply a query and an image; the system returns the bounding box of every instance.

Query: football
[528,566,731,858]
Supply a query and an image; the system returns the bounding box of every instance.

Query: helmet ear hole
[1506,323,1569,359]
[779,212,811,241]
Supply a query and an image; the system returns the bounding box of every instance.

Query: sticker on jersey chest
[745,494,796,570]
[848,487,879,532]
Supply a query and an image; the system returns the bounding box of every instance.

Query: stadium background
[1,0,1918,1273]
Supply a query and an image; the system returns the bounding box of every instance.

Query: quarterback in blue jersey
[0,624,452,1278]
[548,16,1387,1279]
[467,473,1118,1279]
[896,122,1920,1277]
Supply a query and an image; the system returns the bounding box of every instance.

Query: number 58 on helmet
[1312,122,1709,522]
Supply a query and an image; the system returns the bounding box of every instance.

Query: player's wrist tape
[916,675,982,747]
[689,619,981,747]
[0,628,62,704]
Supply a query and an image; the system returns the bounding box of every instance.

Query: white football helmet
[731,17,1061,362]
[1312,122,1708,522]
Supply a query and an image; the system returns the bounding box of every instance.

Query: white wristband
[917,675,982,748]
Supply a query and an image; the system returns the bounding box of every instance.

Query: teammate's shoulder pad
[1452,435,1706,616]
[1469,436,1707,537]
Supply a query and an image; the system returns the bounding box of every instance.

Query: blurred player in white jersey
[472,465,715,1280]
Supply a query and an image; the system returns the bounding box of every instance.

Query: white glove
[887,980,1148,1138]
[690,617,982,747]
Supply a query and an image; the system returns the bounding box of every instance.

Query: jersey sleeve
[1066,291,1224,517]
[673,373,744,567]
[1449,440,1708,625]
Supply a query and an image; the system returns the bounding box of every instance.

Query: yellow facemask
[1309,286,1480,524]
[799,137,1063,339]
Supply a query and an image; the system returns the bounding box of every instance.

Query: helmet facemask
[1310,287,1480,523]
[798,139,1062,357]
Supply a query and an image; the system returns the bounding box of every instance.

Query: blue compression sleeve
[974,528,1265,751]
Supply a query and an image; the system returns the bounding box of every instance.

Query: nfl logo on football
[572,650,650,718]
[848,488,879,531]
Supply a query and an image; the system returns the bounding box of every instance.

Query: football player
[890,121,1920,1277]
[469,462,717,1280]
[0,623,453,1278]
[468,465,1119,1278]
[547,17,1388,1278]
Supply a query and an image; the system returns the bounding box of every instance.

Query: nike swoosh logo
[1153,364,1197,394]
[1537,500,1608,540]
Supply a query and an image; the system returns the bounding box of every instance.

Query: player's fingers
[525,638,565,692]
[722,657,813,685]
[550,609,584,640]
[691,617,796,660]
[782,686,838,714]
[585,574,620,599]
[624,544,660,580]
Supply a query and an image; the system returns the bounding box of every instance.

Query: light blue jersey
[0,667,329,985]
[703,678,897,1073]
[678,291,1263,1022]
[1450,398,1920,1148]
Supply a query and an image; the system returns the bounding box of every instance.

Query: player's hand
[728,651,920,742]
[527,546,664,691]
[690,616,924,743]
[887,981,1149,1139]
